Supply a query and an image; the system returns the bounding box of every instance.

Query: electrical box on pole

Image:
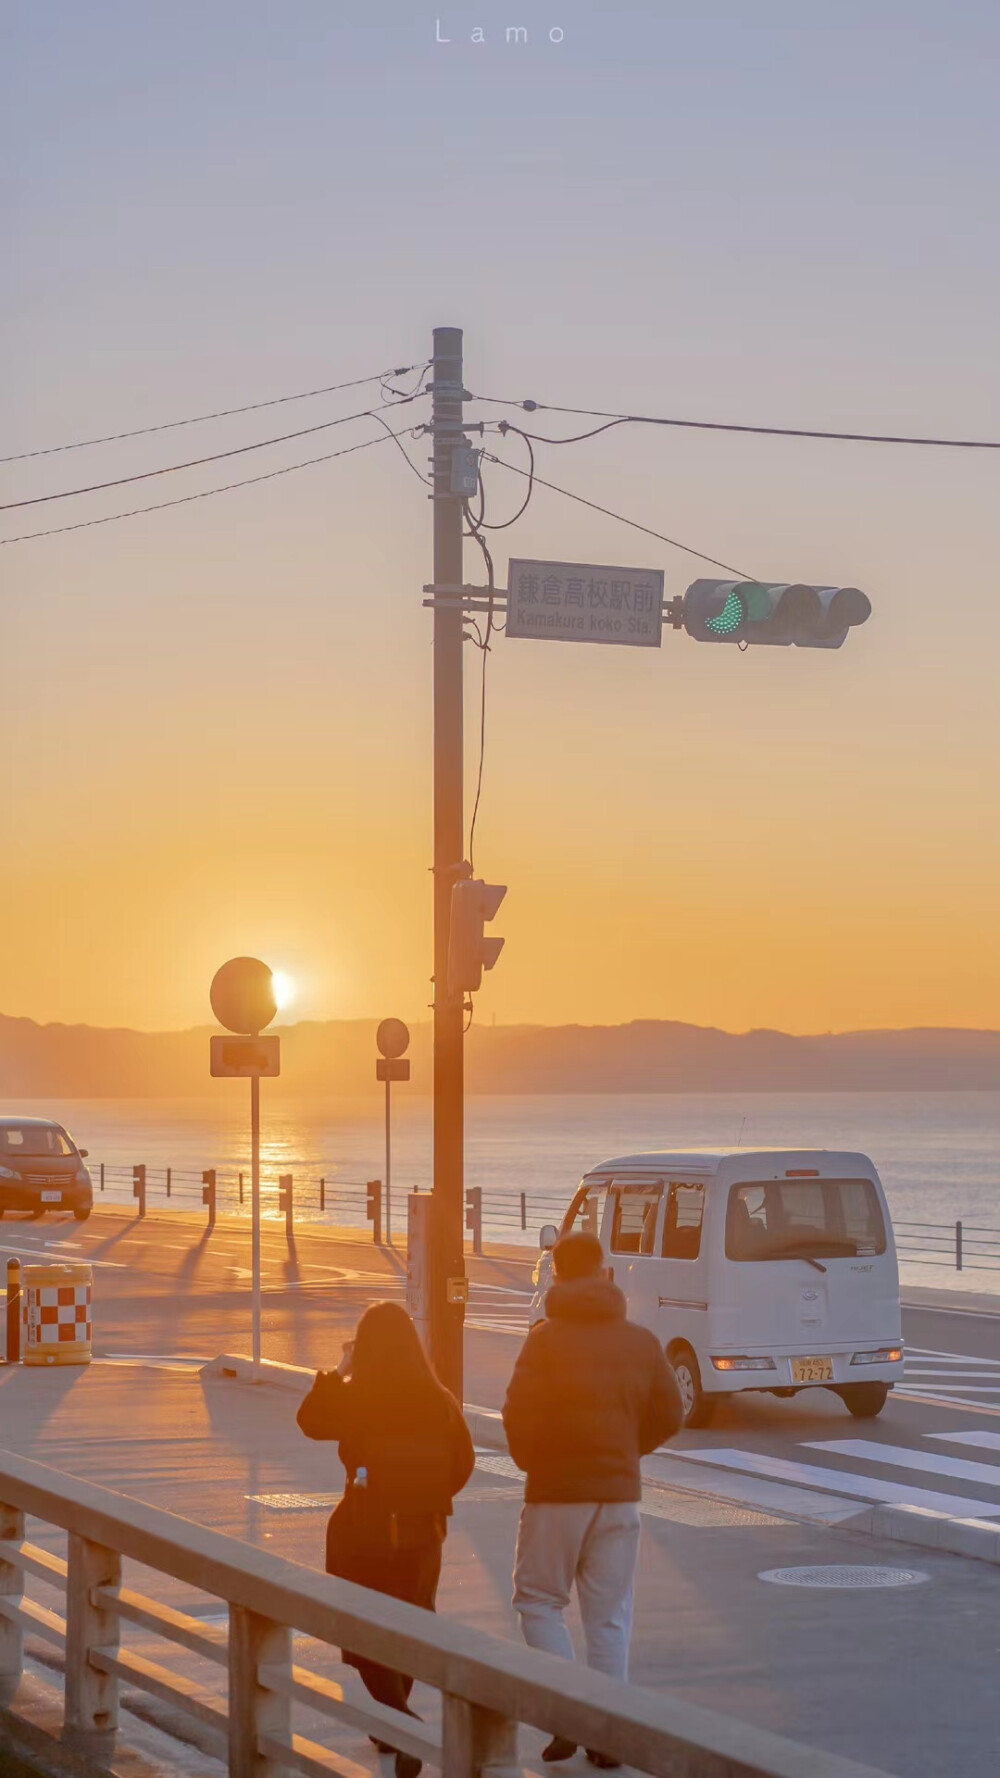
[448,878,507,995]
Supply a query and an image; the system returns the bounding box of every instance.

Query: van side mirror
[539,1224,558,1252]
[78,1150,89,1160]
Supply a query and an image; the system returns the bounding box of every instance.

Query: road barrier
[0,1446,893,1778]
[21,1264,92,1368]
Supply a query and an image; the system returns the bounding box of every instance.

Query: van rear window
[726,1178,886,1262]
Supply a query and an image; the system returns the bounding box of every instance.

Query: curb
[203,1359,1000,1570]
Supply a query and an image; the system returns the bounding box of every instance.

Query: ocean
[3,1090,999,1291]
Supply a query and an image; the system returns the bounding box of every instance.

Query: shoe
[542,1737,577,1762]
[395,1754,422,1778]
[586,1753,621,1769]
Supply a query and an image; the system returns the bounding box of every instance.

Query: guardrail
[0,1447,891,1778]
[80,1166,1000,1274]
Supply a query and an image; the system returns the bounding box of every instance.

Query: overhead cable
[0,426,419,546]
[483,450,756,580]
[477,395,1000,452]
[0,394,428,512]
[0,364,427,464]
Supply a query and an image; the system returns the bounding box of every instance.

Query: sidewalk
[1,1359,998,1777]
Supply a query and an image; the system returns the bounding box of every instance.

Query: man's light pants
[513,1502,642,1682]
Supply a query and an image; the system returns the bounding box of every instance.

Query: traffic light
[448,878,507,995]
[682,580,871,649]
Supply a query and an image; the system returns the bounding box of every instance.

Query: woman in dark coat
[297,1301,475,1778]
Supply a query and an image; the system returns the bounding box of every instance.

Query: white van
[530,1148,903,1427]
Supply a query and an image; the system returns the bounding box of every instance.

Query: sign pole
[250,1070,261,1367]
[430,325,468,1400]
[385,1075,392,1245]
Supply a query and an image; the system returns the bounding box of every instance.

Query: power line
[0,363,427,464]
[0,393,428,512]
[476,394,1000,452]
[483,449,756,580]
[0,425,420,546]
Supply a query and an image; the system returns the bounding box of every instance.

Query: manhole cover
[246,1492,341,1511]
[758,1565,929,1589]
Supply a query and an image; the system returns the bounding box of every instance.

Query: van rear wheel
[670,1344,715,1429]
[839,1382,890,1419]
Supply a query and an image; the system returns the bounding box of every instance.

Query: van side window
[610,1185,662,1256]
[661,1183,704,1260]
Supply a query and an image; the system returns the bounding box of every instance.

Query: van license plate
[40,1191,62,1203]
[792,1356,834,1383]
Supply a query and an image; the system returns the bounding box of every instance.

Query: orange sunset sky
[3,3,999,1038]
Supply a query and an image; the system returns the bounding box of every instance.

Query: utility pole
[429,326,468,1397]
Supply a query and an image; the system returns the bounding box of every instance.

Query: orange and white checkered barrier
[23,1264,92,1367]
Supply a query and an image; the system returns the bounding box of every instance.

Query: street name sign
[210,1034,281,1078]
[506,557,664,647]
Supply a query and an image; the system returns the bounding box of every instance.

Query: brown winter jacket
[502,1275,683,1502]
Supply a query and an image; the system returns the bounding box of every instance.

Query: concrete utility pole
[429,326,468,1397]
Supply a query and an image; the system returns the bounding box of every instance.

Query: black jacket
[502,1276,683,1502]
[297,1369,475,1519]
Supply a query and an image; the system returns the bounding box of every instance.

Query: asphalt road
[3,1205,1000,1526]
[3,1206,1000,1777]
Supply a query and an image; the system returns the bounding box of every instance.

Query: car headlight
[711,1355,778,1372]
[851,1347,903,1365]
[0,1166,20,1181]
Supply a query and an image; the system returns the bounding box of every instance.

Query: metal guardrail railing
[0,1447,893,1778]
[76,1166,1000,1275]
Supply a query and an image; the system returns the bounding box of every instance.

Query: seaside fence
[51,1164,1000,1275]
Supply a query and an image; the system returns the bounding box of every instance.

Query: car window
[662,1182,705,1259]
[559,1180,606,1239]
[0,1125,74,1156]
[610,1184,662,1255]
[726,1178,886,1261]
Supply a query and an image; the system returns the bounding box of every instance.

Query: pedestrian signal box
[210,1035,281,1078]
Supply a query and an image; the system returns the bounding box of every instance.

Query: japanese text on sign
[506,559,664,646]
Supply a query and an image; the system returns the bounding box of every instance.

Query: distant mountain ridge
[2,1012,999,1097]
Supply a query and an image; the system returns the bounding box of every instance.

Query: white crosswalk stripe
[896,1345,1000,1411]
[673,1445,1000,1519]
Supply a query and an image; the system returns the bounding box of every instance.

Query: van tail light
[786,1169,820,1177]
[711,1355,777,1372]
[851,1347,903,1366]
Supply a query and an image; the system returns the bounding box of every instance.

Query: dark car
[0,1118,93,1221]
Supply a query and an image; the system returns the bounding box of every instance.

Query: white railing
[0,1448,892,1778]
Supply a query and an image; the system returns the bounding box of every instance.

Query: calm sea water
[4,1091,999,1290]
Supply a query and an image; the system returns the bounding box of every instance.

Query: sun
[271,971,296,1011]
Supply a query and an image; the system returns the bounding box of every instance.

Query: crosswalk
[896,1345,1000,1411]
[674,1426,1000,1522]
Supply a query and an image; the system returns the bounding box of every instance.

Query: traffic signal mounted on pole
[448,877,507,996]
[682,580,871,649]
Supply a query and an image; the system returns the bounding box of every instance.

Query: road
[3,1205,1000,1527]
[3,1206,1000,1776]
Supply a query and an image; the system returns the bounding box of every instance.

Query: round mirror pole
[210,958,279,1367]
[376,1020,411,1245]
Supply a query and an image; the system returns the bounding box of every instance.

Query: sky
[2,0,999,1036]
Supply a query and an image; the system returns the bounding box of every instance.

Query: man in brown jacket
[503,1231,683,1763]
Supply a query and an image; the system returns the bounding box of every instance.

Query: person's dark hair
[350,1300,445,1402]
[552,1230,605,1281]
